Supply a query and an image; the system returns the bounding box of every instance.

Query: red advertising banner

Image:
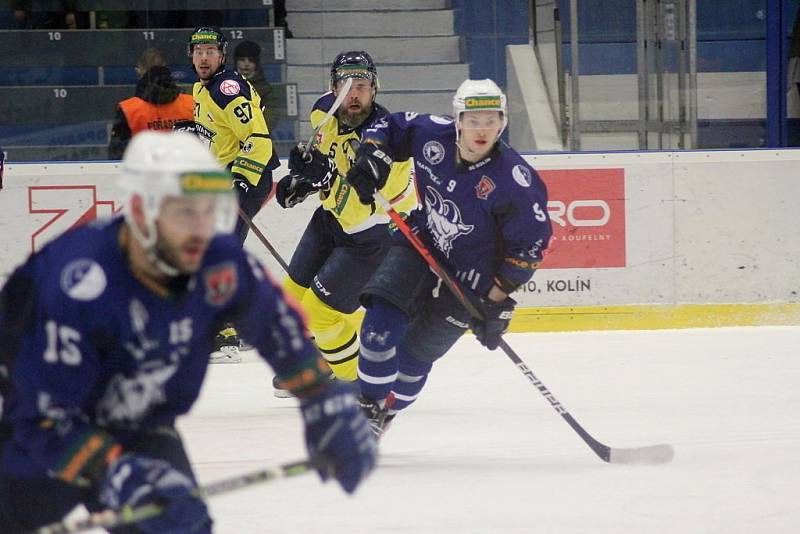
[538,168,626,269]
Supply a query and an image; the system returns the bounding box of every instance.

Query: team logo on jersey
[220,79,241,96]
[475,176,496,199]
[512,164,532,187]
[60,259,107,301]
[405,112,419,121]
[429,114,454,125]
[204,262,238,306]
[423,141,445,165]
[124,298,159,360]
[195,123,215,142]
[424,186,474,258]
[241,140,254,153]
[96,361,178,427]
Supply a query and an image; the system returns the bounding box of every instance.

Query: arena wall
[2,149,798,332]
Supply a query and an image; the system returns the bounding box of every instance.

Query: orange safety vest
[119,93,194,135]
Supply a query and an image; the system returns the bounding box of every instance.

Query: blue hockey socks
[388,351,432,412]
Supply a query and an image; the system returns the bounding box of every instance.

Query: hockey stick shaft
[32,459,313,534]
[237,206,289,272]
[250,81,353,272]
[302,77,353,157]
[367,184,672,464]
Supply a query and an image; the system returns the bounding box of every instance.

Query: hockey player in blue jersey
[0,131,377,533]
[344,79,553,437]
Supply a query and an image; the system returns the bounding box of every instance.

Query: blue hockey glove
[345,142,392,204]
[288,143,338,191]
[300,381,378,494]
[276,173,320,208]
[470,297,516,350]
[99,454,210,534]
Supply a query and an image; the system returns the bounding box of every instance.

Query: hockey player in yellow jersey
[274,51,416,391]
[189,27,281,363]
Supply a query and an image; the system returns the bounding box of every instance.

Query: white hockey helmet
[119,131,237,273]
[452,78,508,141]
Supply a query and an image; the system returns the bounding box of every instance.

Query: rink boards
[1,149,798,331]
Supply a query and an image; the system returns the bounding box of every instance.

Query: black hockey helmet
[330,50,378,91]
[187,26,228,58]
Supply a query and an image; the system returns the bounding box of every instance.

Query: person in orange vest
[108,65,194,159]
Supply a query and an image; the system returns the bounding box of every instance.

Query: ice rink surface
[177,326,800,534]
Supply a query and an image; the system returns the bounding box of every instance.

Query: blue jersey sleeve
[361,111,423,162]
[230,251,329,393]
[493,158,552,293]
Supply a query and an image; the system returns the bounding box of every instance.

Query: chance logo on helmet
[187,26,228,56]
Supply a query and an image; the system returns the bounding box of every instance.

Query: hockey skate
[273,366,336,398]
[272,375,294,398]
[357,396,395,438]
[210,326,242,364]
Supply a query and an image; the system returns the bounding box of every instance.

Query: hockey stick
[31,459,313,534]
[237,206,289,272]
[302,77,353,157]
[347,141,673,465]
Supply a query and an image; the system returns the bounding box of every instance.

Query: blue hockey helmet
[330,50,378,91]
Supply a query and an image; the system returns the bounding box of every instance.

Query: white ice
[176,326,800,534]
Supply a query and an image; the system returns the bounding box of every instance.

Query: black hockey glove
[470,297,516,350]
[276,173,320,208]
[288,143,338,191]
[231,172,254,205]
[345,142,392,205]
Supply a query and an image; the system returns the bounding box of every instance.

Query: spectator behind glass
[135,47,167,79]
[12,0,80,29]
[234,40,279,127]
[108,66,194,159]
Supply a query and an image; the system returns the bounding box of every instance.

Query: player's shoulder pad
[498,149,546,193]
[40,217,121,304]
[311,91,336,115]
[398,112,456,139]
[207,69,253,108]
[373,102,391,118]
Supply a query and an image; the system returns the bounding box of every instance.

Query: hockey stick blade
[608,443,675,465]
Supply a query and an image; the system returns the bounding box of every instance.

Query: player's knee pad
[359,297,409,356]
[300,290,359,381]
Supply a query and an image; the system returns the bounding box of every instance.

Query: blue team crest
[60,259,107,301]
[423,141,445,165]
[204,262,238,306]
[424,186,474,258]
[429,115,454,125]
[512,164,532,187]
